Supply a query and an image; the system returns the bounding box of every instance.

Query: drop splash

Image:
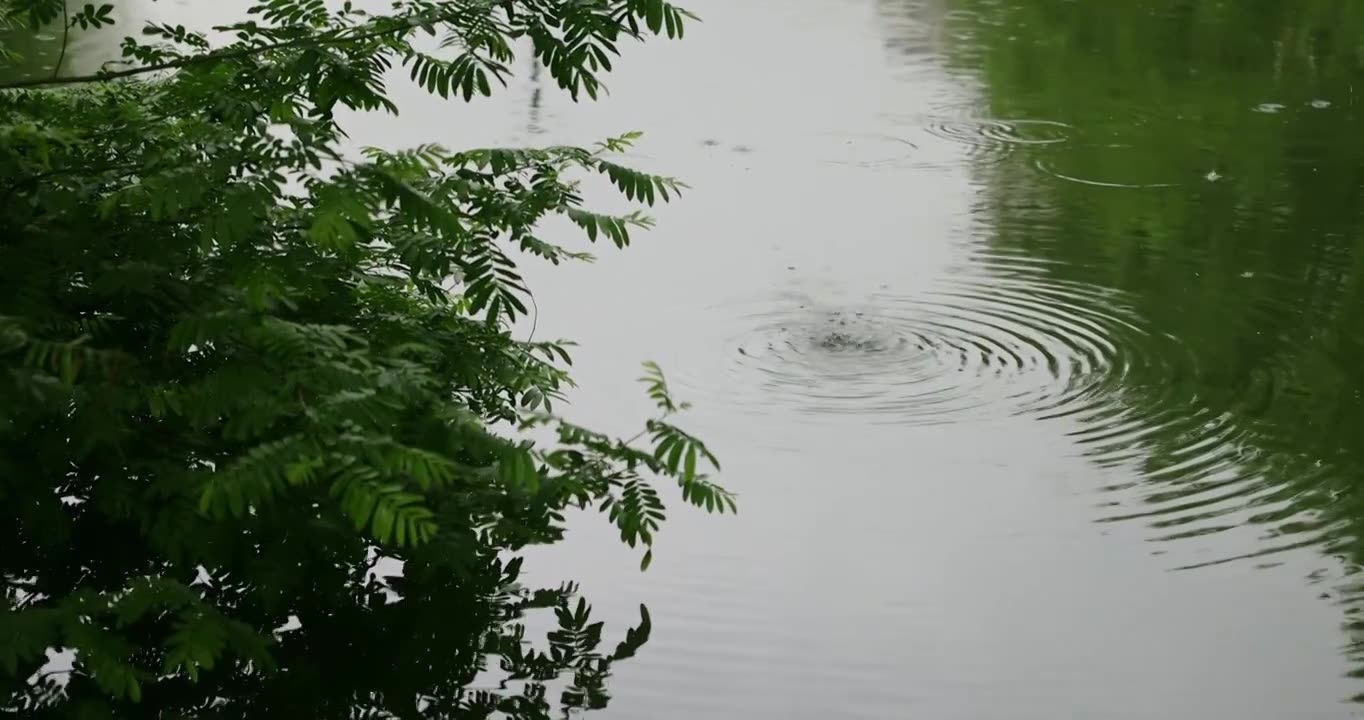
[668,258,1186,429]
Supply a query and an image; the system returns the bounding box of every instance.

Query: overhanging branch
[0,13,427,92]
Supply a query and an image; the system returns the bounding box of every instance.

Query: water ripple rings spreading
[1032,142,1182,189]
[924,118,1072,159]
[809,131,922,170]
[670,264,1194,430]
[665,253,1325,569]
[1035,158,1180,189]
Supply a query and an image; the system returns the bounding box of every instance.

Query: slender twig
[52,2,69,81]
[524,288,539,343]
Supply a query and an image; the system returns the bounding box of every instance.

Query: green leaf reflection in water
[883,0,1364,695]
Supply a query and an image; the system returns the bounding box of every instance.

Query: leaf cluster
[0,0,726,717]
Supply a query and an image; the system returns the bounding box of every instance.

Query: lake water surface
[498,2,1364,717]
[16,0,1364,717]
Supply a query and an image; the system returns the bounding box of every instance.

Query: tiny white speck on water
[1240,271,1255,278]
[1310,99,1332,109]
[1253,103,1286,113]
[1205,170,1222,182]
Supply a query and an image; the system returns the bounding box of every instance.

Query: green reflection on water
[928,0,1364,693]
[0,0,139,83]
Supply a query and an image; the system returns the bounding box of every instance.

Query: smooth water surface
[17,0,1364,716]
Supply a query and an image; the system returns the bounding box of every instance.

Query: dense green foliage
[0,0,732,716]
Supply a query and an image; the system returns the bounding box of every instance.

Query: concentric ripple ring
[666,261,1197,429]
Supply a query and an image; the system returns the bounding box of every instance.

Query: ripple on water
[667,239,1335,572]
[1033,144,1182,189]
[808,131,921,171]
[1073,388,1345,570]
[923,118,1072,163]
[670,258,1184,429]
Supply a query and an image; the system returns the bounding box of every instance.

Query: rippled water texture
[677,270,1166,427]
[499,0,1364,716]
[32,0,1364,716]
